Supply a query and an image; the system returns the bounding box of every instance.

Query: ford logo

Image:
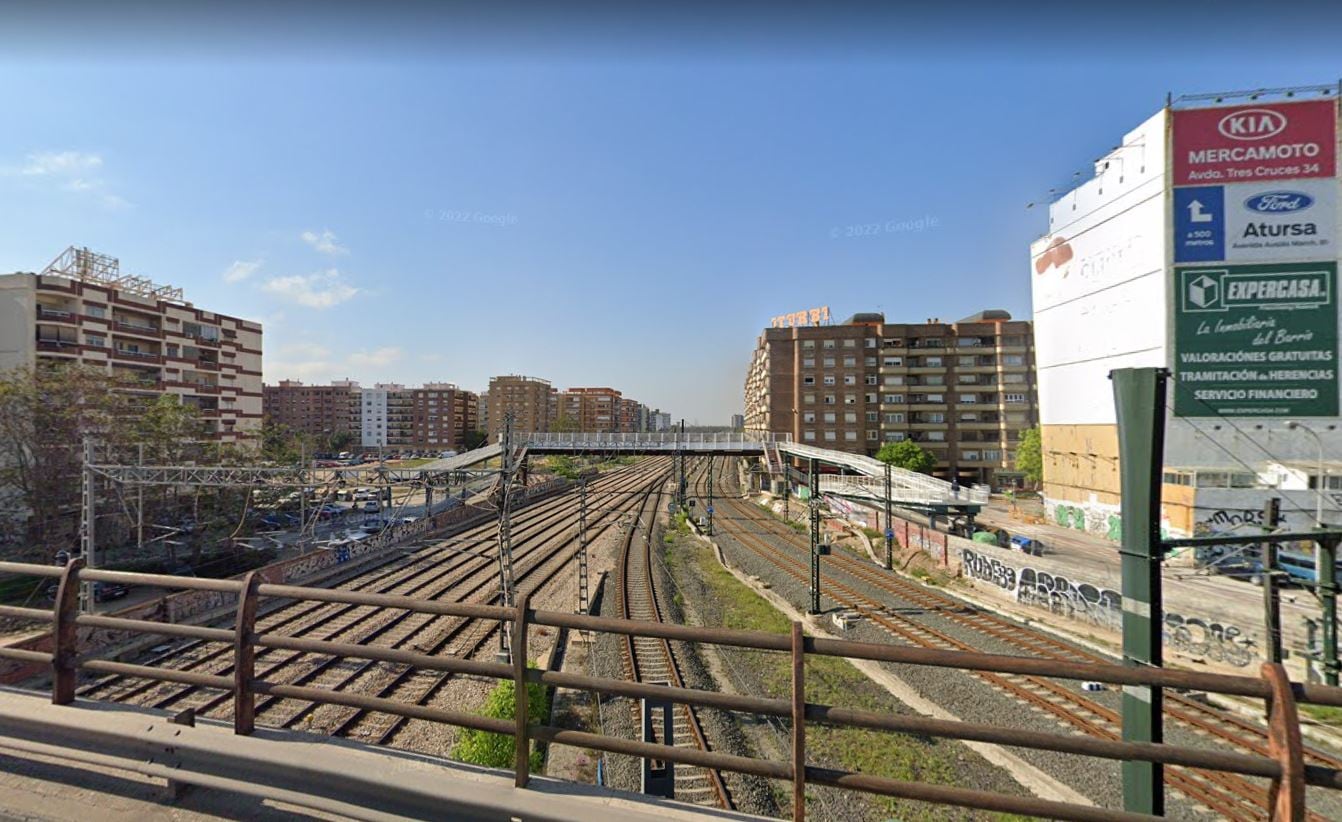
[1217,108,1287,141]
[1244,191,1313,213]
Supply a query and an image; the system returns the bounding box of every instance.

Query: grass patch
[667,535,998,820]
[452,667,550,771]
[1302,704,1342,726]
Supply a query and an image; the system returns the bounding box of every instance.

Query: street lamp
[1285,420,1326,528]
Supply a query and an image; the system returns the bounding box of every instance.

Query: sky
[2,2,1341,424]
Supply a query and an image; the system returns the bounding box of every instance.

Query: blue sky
[2,4,1340,423]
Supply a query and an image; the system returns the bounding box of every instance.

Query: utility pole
[1262,497,1283,665]
[80,438,96,613]
[497,412,517,663]
[783,463,790,521]
[136,443,144,551]
[707,457,715,536]
[1111,367,1168,817]
[299,439,307,545]
[578,478,590,616]
[884,462,894,570]
[1321,536,1340,686]
[809,458,821,614]
[677,419,687,511]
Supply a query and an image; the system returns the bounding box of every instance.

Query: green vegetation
[451,670,550,771]
[876,440,935,475]
[1015,426,1042,485]
[666,535,997,820]
[543,455,585,480]
[1302,703,1342,727]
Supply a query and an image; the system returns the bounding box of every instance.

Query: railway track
[80,460,671,740]
[716,493,1338,821]
[615,461,733,810]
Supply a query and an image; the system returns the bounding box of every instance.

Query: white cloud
[4,150,130,209]
[222,259,263,283]
[301,228,348,256]
[261,268,359,309]
[20,151,103,177]
[348,346,403,368]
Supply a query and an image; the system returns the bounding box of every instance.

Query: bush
[452,669,550,771]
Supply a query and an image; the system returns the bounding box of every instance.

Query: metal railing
[0,559,1339,821]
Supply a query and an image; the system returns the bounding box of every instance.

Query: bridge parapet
[521,431,787,453]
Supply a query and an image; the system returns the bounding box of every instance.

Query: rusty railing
[0,559,1340,822]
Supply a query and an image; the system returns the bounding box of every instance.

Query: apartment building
[744,310,1037,486]
[487,375,557,437]
[264,380,360,444]
[0,246,263,442]
[267,380,478,451]
[558,387,625,431]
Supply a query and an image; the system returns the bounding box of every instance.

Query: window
[956,337,981,347]
[85,333,105,347]
[823,412,837,423]
[926,394,944,403]
[824,430,837,441]
[823,394,836,405]
[843,395,856,405]
[958,374,977,384]
[842,338,856,348]
[865,338,877,348]
[927,412,944,423]
[958,356,975,367]
[865,356,877,367]
[865,392,877,404]
[1002,335,1027,347]
[867,430,879,441]
[803,393,815,404]
[843,356,856,367]
[823,375,836,385]
[1004,354,1025,366]
[844,412,857,423]
[1004,373,1026,384]
[85,305,106,318]
[1005,393,1027,404]
[843,375,856,386]
[927,431,945,442]
[803,375,815,386]
[884,375,904,386]
[884,412,904,424]
[802,340,815,349]
[802,357,815,368]
[823,340,836,349]
[883,356,902,367]
[803,412,816,423]
[865,375,878,385]
[962,450,980,461]
[866,412,878,423]
[883,394,905,404]
[983,450,1002,461]
[925,375,945,386]
[803,430,816,441]
[845,431,858,441]
[925,357,942,367]
[885,431,906,442]
[823,357,836,368]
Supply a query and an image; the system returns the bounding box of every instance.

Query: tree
[0,364,130,556]
[463,429,488,450]
[324,430,356,454]
[876,440,936,474]
[1016,426,1043,486]
[260,420,308,465]
[550,413,580,433]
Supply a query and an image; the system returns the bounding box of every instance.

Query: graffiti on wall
[961,548,1255,667]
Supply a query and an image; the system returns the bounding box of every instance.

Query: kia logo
[1244,191,1314,213]
[1217,108,1287,141]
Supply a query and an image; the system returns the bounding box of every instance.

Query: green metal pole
[1111,366,1167,816]
[1321,537,1339,686]
[1262,497,1283,665]
[884,463,894,570]
[809,458,821,614]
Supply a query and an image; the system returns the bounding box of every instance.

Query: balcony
[36,306,78,324]
[36,339,80,354]
[113,318,162,338]
[112,348,163,364]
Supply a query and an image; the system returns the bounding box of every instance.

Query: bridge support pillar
[641,691,674,798]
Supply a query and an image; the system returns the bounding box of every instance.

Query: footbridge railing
[0,560,1337,822]
[521,431,788,453]
[780,441,989,508]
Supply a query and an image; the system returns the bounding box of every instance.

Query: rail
[0,559,1339,821]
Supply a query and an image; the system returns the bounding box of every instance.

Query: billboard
[1174,179,1337,263]
[1172,99,1337,186]
[1173,262,1338,417]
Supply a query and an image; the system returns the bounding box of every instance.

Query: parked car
[361,500,381,514]
[1010,535,1045,556]
[93,582,130,603]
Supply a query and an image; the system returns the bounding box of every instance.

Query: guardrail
[0,560,1338,821]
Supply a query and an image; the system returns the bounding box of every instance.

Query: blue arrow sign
[707,505,714,514]
[885,528,894,539]
[1174,185,1225,262]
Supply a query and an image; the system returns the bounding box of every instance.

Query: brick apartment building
[744,310,1038,486]
[487,375,558,438]
[265,379,479,452]
[558,387,626,432]
[0,246,263,443]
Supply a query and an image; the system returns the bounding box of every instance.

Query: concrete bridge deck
[0,688,764,822]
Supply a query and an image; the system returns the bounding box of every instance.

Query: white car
[361,500,380,513]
